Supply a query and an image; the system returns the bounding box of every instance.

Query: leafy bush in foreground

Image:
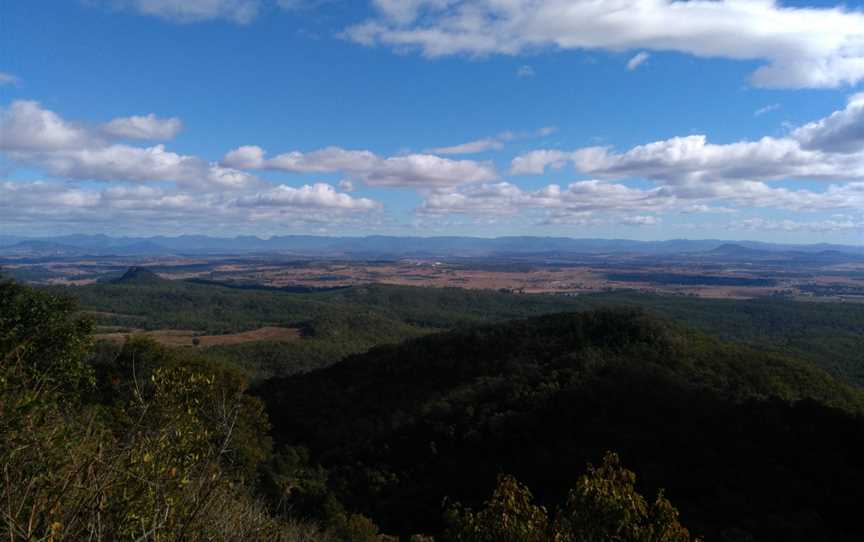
[0,280,332,541]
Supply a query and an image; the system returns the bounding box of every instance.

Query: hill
[260,310,864,541]
[113,266,169,285]
[701,243,864,265]
[56,280,597,379]
[49,279,864,386]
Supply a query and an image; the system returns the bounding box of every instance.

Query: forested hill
[261,310,864,541]
[52,279,864,386]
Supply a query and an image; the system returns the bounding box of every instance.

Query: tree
[554,452,698,542]
[444,453,699,542]
[0,281,330,541]
[444,475,549,542]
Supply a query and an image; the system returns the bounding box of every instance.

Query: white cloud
[620,215,660,226]
[235,182,382,210]
[419,179,675,217]
[0,72,19,86]
[9,143,260,189]
[500,94,864,220]
[222,145,497,187]
[419,174,864,223]
[511,95,864,190]
[429,126,556,156]
[418,179,674,227]
[626,52,650,71]
[0,179,382,234]
[680,204,737,215]
[102,113,183,140]
[103,0,261,24]
[0,101,257,190]
[0,101,385,234]
[0,101,92,151]
[345,0,864,89]
[429,137,504,155]
[792,93,864,154]
[754,104,780,117]
[730,216,864,233]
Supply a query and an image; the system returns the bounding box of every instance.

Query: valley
[6,236,864,302]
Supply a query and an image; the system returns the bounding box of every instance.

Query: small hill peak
[114,267,166,284]
[707,243,770,257]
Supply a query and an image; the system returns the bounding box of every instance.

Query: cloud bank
[345,0,864,89]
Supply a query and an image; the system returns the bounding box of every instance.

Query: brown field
[95,326,301,347]
[10,253,864,301]
[197,261,610,293]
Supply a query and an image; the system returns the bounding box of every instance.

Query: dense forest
[260,310,864,541]
[2,277,702,540]
[52,274,864,387]
[8,273,864,540]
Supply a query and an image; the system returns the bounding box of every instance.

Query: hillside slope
[261,310,864,541]
[55,279,864,386]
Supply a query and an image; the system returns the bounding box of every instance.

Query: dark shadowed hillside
[261,310,864,541]
[113,266,169,285]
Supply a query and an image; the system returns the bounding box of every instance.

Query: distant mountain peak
[114,267,166,284]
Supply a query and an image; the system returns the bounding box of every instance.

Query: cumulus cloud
[626,52,650,71]
[100,0,261,24]
[102,113,183,140]
[10,142,261,190]
[418,179,675,227]
[0,100,383,234]
[222,145,497,187]
[0,101,93,151]
[511,95,864,192]
[419,180,674,217]
[0,101,257,189]
[419,175,864,225]
[0,179,382,234]
[492,94,864,223]
[235,182,381,210]
[345,0,864,89]
[792,93,864,154]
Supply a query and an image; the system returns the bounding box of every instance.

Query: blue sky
[2,1,864,243]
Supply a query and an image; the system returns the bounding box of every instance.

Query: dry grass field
[10,254,864,301]
[95,326,301,347]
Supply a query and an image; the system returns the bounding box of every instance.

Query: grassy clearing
[95,326,301,347]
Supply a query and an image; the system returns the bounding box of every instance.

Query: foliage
[262,309,864,540]
[0,281,332,541]
[52,279,864,388]
[553,453,695,542]
[444,453,697,542]
[576,291,864,387]
[1,280,94,392]
[444,475,550,542]
[22,276,864,540]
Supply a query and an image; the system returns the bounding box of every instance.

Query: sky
[2,0,864,243]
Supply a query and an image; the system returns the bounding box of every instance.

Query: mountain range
[1,234,863,259]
